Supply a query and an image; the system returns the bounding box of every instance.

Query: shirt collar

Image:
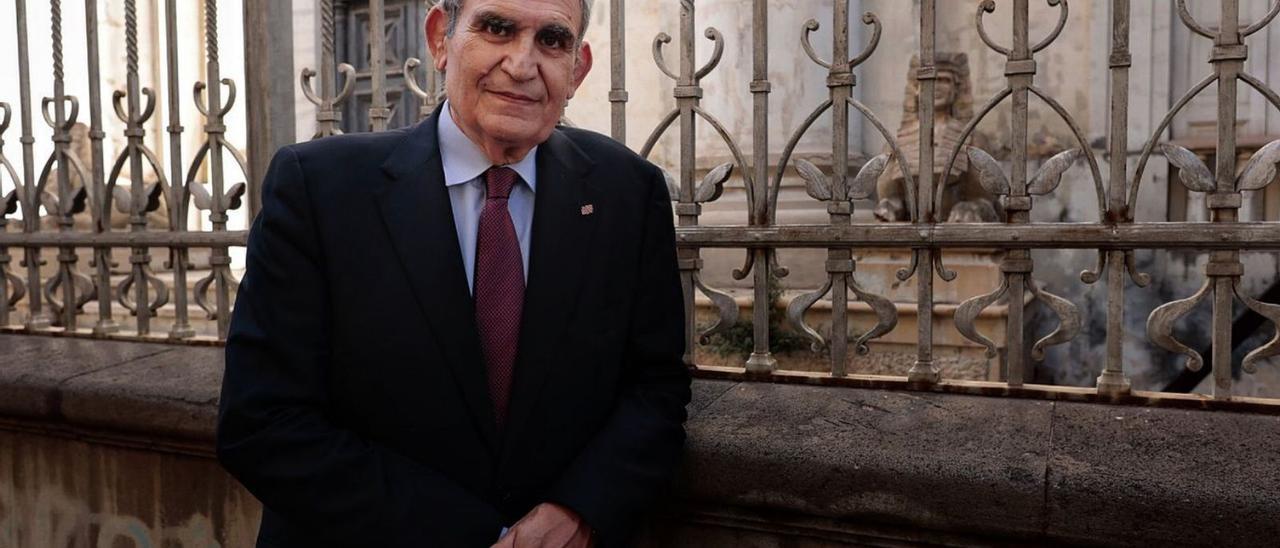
[437,100,538,192]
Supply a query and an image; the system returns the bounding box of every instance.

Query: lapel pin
[580,204,594,216]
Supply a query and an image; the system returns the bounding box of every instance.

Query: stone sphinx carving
[874,53,998,223]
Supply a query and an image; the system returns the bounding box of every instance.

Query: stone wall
[2,335,1279,547]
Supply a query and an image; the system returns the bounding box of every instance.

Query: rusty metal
[643,0,744,366]
[0,103,22,328]
[0,0,1278,407]
[164,0,192,339]
[301,0,357,137]
[672,223,1280,249]
[109,0,168,336]
[782,1,901,378]
[404,1,443,123]
[0,0,252,340]
[743,0,776,375]
[14,0,50,330]
[186,0,248,338]
[368,0,390,132]
[1136,0,1280,401]
[936,0,1091,387]
[40,0,91,331]
[908,0,940,384]
[84,0,116,336]
[609,0,627,143]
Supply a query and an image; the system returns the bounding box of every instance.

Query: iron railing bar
[609,0,626,143]
[827,0,853,378]
[15,0,51,330]
[691,366,1280,413]
[368,0,389,131]
[1098,0,1133,397]
[84,0,117,336]
[744,0,775,375]
[1209,0,1244,400]
[1003,0,1033,388]
[0,232,248,247]
[910,0,939,384]
[0,0,1275,407]
[673,223,1280,249]
[165,0,193,339]
[49,0,78,331]
[122,0,157,335]
[202,0,233,338]
[674,0,699,367]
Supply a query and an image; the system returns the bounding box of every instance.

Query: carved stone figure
[874,53,998,223]
[45,122,169,231]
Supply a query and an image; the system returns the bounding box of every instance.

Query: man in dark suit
[216,0,691,546]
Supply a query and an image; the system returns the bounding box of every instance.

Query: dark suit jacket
[216,107,691,547]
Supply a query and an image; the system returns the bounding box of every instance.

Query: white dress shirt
[437,100,538,294]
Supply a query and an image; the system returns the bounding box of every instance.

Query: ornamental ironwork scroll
[640,0,749,368]
[0,0,1279,407]
[0,0,247,341]
[1139,0,1280,399]
[780,3,904,378]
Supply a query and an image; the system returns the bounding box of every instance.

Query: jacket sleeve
[545,166,693,543]
[216,146,505,547]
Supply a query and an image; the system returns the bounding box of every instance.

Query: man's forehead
[462,0,582,29]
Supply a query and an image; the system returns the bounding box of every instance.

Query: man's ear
[567,41,594,100]
[425,6,450,72]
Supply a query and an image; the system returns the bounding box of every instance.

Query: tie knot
[484,166,518,200]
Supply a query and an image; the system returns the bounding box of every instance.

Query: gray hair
[438,0,593,43]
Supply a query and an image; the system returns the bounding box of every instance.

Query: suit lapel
[501,130,598,461]
[375,107,500,452]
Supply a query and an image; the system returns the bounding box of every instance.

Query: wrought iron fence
[3,0,1280,407]
[0,0,247,342]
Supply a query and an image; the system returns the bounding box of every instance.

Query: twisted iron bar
[39,0,95,329]
[52,0,63,82]
[109,0,170,333]
[205,0,218,62]
[125,0,138,74]
[302,0,357,138]
[187,0,247,337]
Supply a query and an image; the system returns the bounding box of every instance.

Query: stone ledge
[674,380,1280,547]
[2,334,1278,546]
[0,334,221,445]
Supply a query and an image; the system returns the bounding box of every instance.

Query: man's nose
[501,37,539,82]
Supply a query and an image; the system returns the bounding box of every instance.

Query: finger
[493,526,520,548]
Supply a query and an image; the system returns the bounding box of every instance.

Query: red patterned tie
[474,166,524,428]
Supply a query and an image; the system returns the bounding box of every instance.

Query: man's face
[427,0,593,157]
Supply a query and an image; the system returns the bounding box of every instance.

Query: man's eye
[485,22,511,36]
[539,35,566,49]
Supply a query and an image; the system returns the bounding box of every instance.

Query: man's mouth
[490,91,539,104]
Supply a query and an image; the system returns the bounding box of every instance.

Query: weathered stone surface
[2,335,1279,546]
[676,380,1053,543]
[59,345,223,441]
[1043,403,1280,547]
[665,380,1280,547]
[0,335,181,420]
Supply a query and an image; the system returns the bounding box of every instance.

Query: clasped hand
[491,502,593,548]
